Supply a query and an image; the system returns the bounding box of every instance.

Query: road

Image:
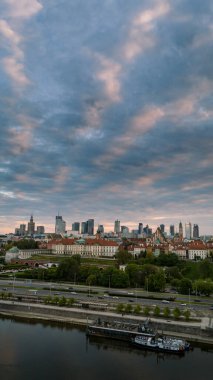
[0,278,212,315]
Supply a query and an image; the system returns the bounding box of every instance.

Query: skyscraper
[37,226,45,234]
[138,222,143,235]
[170,225,175,237]
[97,224,104,233]
[179,221,183,239]
[193,224,199,239]
[114,220,120,234]
[72,222,80,232]
[81,222,87,234]
[55,215,66,234]
[160,224,165,233]
[185,222,192,240]
[87,219,94,235]
[28,215,35,236]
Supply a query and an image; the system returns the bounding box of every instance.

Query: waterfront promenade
[0,300,213,345]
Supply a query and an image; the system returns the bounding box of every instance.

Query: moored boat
[86,318,156,342]
[132,335,186,354]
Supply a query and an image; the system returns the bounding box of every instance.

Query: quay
[0,300,213,345]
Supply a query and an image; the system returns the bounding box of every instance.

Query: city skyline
[0,1,213,234]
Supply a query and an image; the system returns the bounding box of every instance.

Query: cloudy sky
[0,0,212,235]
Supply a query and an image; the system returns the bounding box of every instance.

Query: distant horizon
[1,216,212,236]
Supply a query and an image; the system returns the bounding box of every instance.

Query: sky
[0,0,213,235]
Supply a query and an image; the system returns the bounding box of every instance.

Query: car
[181,303,186,306]
[113,296,119,299]
[71,291,77,295]
[162,300,170,304]
[129,299,134,302]
[98,296,104,299]
[2,288,7,291]
[209,306,213,310]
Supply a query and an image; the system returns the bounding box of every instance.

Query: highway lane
[0,278,212,314]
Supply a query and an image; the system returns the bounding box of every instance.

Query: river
[0,317,212,380]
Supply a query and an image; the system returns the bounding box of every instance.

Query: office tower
[20,224,26,236]
[179,221,183,239]
[193,224,199,239]
[55,215,66,234]
[97,224,104,233]
[138,222,143,235]
[160,224,165,233]
[37,226,45,234]
[87,219,94,235]
[170,225,175,237]
[81,222,87,234]
[114,220,120,234]
[72,222,80,232]
[185,222,192,240]
[28,215,35,235]
[121,225,129,233]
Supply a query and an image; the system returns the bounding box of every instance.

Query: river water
[0,317,212,380]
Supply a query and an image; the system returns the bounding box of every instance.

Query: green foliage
[134,304,142,314]
[56,257,80,281]
[178,278,193,294]
[163,307,171,318]
[116,303,124,313]
[173,307,181,319]
[194,280,213,296]
[183,309,191,321]
[115,250,133,265]
[147,270,166,292]
[125,303,133,313]
[44,295,52,304]
[67,298,75,307]
[143,306,151,316]
[153,305,161,317]
[58,296,67,307]
[156,253,179,267]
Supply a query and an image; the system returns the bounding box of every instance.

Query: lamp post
[12,274,16,296]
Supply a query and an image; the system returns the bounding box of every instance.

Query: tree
[173,307,181,319]
[163,307,171,318]
[59,296,67,307]
[116,303,124,313]
[134,304,142,315]
[153,305,161,317]
[56,257,80,281]
[125,303,133,313]
[115,250,132,265]
[148,270,166,292]
[143,306,151,316]
[183,309,191,321]
[67,298,75,307]
[194,280,213,296]
[178,278,193,294]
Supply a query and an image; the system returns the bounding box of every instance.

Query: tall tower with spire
[28,215,35,236]
[179,221,183,240]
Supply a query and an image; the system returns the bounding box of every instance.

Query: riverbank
[1,300,213,345]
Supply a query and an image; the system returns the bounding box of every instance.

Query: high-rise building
[114,220,120,234]
[72,222,80,232]
[179,221,183,239]
[170,225,175,236]
[185,222,192,240]
[87,219,94,235]
[37,226,45,234]
[97,224,104,233]
[28,215,35,236]
[55,215,66,234]
[193,224,199,239]
[138,222,143,235]
[20,224,26,236]
[160,224,165,233]
[87,219,95,235]
[81,222,87,234]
